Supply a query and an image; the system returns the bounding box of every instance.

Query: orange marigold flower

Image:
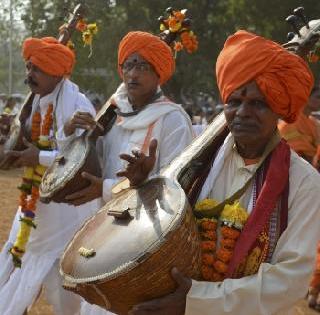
[76,20,87,32]
[216,247,233,263]
[201,241,216,252]
[220,238,236,249]
[202,230,217,241]
[212,272,224,282]
[221,226,240,239]
[174,41,183,52]
[173,11,185,21]
[214,260,228,274]
[201,265,214,281]
[202,253,215,266]
[200,219,217,231]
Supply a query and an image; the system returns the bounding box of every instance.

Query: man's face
[121,53,159,103]
[308,88,320,112]
[25,61,61,97]
[224,81,280,147]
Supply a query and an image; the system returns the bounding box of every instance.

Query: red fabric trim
[227,140,291,276]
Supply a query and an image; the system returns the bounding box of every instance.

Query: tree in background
[1,0,320,106]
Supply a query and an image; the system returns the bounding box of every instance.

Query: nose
[235,101,252,118]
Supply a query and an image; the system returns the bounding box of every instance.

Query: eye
[227,98,241,107]
[121,62,134,72]
[251,100,267,109]
[138,63,150,71]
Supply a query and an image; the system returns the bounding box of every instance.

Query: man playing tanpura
[0,37,99,315]
[122,31,320,315]
[65,31,193,315]
[65,31,193,208]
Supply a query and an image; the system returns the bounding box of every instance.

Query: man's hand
[64,111,96,137]
[308,287,320,312]
[129,268,192,315]
[65,172,102,205]
[6,138,40,167]
[116,139,157,187]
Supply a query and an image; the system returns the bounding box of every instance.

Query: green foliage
[1,0,320,102]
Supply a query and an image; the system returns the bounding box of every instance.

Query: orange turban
[118,31,175,85]
[22,37,75,76]
[216,30,314,123]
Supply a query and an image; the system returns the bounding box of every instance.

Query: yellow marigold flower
[35,164,47,176]
[23,167,34,180]
[82,31,93,46]
[195,198,219,212]
[87,23,98,35]
[160,23,166,31]
[220,201,249,229]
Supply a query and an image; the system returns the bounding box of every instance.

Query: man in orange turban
[278,85,320,169]
[0,36,99,315]
[118,31,175,86]
[63,30,193,315]
[124,31,320,315]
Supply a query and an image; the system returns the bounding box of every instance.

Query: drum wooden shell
[61,177,201,314]
[39,103,116,204]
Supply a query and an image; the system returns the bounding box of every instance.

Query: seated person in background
[122,31,320,315]
[279,85,320,170]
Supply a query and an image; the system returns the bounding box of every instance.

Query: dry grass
[0,169,317,315]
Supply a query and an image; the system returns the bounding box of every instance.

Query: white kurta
[98,84,194,203]
[186,133,320,315]
[81,84,194,315]
[0,79,100,315]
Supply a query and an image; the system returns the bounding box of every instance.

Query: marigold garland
[195,199,249,281]
[9,104,54,267]
[158,7,198,56]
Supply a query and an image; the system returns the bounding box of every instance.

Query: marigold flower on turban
[22,37,75,76]
[216,30,314,123]
[118,31,175,85]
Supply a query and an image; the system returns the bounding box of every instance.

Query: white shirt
[97,84,194,202]
[186,134,320,315]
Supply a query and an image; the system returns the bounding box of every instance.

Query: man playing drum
[124,31,320,315]
[0,37,99,315]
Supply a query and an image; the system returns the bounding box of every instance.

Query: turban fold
[22,37,75,76]
[216,30,314,123]
[118,31,175,85]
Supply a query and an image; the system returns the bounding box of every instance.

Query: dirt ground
[0,169,318,315]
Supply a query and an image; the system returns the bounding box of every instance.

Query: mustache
[24,77,38,86]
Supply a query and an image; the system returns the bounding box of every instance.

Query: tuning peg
[182,18,192,28]
[166,7,174,15]
[293,7,309,29]
[287,32,295,41]
[286,15,301,37]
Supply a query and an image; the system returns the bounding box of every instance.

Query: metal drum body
[61,177,201,315]
[60,113,229,314]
